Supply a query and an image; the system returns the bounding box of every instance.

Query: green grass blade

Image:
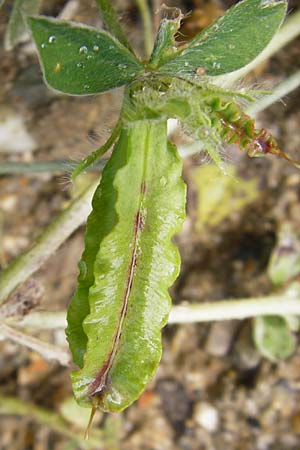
[66,120,186,411]
[27,16,144,95]
[159,0,287,77]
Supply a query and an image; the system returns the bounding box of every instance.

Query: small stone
[205,321,239,357]
[0,107,36,154]
[0,194,17,212]
[194,402,219,433]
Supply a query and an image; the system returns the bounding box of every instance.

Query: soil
[0,1,300,449]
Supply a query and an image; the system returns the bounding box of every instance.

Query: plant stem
[0,395,102,449]
[0,160,69,175]
[135,0,153,58]
[0,323,70,366]
[247,71,300,116]
[0,180,99,305]
[0,160,106,175]
[14,295,300,330]
[96,0,133,52]
[169,297,300,324]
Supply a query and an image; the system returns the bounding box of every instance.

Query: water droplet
[79,45,88,55]
[118,63,128,69]
[78,261,87,280]
[77,62,84,68]
[41,43,46,49]
[93,45,99,52]
[48,35,56,44]
[160,176,167,187]
[54,63,61,73]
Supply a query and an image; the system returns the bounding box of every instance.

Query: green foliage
[95,0,133,52]
[4,0,41,50]
[158,0,287,77]
[254,315,296,361]
[27,16,143,95]
[27,0,291,417]
[149,8,182,67]
[67,120,186,411]
[268,223,300,285]
[253,226,300,361]
[253,223,300,361]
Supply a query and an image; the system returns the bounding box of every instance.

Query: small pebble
[194,402,219,433]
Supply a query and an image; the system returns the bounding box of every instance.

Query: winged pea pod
[66,120,186,412]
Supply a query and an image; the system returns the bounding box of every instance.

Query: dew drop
[79,45,88,55]
[48,35,56,44]
[93,45,99,52]
[78,261,87,280]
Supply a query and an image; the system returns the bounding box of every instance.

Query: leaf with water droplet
[158,0,287,77]
[27,16,144,95]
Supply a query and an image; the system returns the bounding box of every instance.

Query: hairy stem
[96,0,133,52]
[135,0,153,58]
[0,180,99,305]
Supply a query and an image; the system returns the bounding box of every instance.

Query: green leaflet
[27,16,144,95]
[158,0,287,77]
[149,8,182,68]
[66,120,186,411]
